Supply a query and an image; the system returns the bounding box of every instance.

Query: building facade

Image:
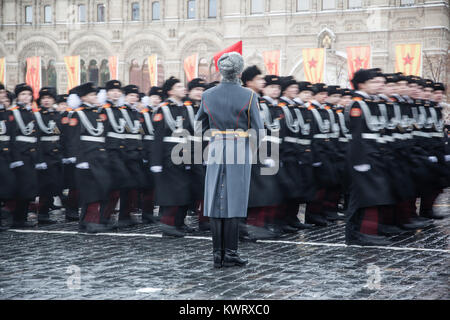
[0,0,448,94]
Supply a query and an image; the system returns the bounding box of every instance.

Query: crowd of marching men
[0,65,448,246]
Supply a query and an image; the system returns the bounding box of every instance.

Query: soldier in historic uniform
[242,67,284,239]
[432,82,449,189]
[34,87,63,224]
[194,52,264,268]
[278,76,314,230]
[417,79,448,219]
[321,85,345,222]
[100,80,135,229]
[139,86,164,223]
[7,84,41,228]
[253,75,289,237]
[304,83,339,227]
[184,78,210,231]
[0,84,16,231]
[118,85,147,227]
[150,77,194,237]
[66,82,112,233]
[60,89,79,221]
[345,69,396,246]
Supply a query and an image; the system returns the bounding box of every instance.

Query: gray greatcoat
[194,81,264,218]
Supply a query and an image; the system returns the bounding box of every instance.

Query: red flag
[213,41,243,71]
[26,56,41,100]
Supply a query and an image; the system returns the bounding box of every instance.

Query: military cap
[187,78,207,91]
[123,84,140,96]
[264,75,281,86]
[148,86,164,98]
[105,80,122,91]
[241,65,262,86]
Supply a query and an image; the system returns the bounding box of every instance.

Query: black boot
[210,218,223,268]
[420,209,447,220]
[223,218,247,267]
[65,207,79,221]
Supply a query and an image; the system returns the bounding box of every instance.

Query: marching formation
[0,66,448,247]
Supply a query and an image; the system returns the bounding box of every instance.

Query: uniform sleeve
[348,100,368,167]
[249,93,265,143]
[194,98,210,135]
[149,109,164,167]
[64,113,81,161]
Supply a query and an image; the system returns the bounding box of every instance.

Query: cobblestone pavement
[0,191,448,300]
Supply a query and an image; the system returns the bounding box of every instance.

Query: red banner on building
[108,56,118,80]
[64,56,80,92]
[184,53,198,82]
[346,46,371,87]
[262,50,281,76]
[0,58,5,85]
[26,56,41,100]
[395,44,422,76]
[148,54,158,87]
[302,48,325,84]
[213,41,243,71]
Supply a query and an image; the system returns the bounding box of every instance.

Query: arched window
[80,59,88,83]
[88,60,99,85]
[99,59,110,87]
[152,2,160,20]
[46,60,57,88]
[187,0,196,19]
[97,4,105,22]
[132,2,140,21]
[129,59,142,89]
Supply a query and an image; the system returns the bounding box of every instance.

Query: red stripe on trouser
[67,189,79,210]
[141,189,155,213]
[104,191,120,220]
[84,202,100,223]
[380,205,395,225]
[160,206,178,226]
[306,189,326,215]
[323,189,340,211]
[420,189,442,213]
[197,200,209,223]
[359,207,379,235]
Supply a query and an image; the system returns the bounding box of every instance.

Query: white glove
[10,161,24,169]
[143,159,149,164]
[298,160,303,165]
[76,162,90,169]
[428,156,438,163]
[263,158,276,168]
[445,155,450,162]
[353,164,371,172]
[185,165,191,170]
[150,165,162,173]
[35,162,48,170]
[312,162,322,167]
[62,157,76,164]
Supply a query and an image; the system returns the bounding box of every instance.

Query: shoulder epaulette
[160,102,169,107]
[102,103,112,109]
[184,101,192,106]
[352,97,363,101]
[9,106,19,111]
[278,102,286,107]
